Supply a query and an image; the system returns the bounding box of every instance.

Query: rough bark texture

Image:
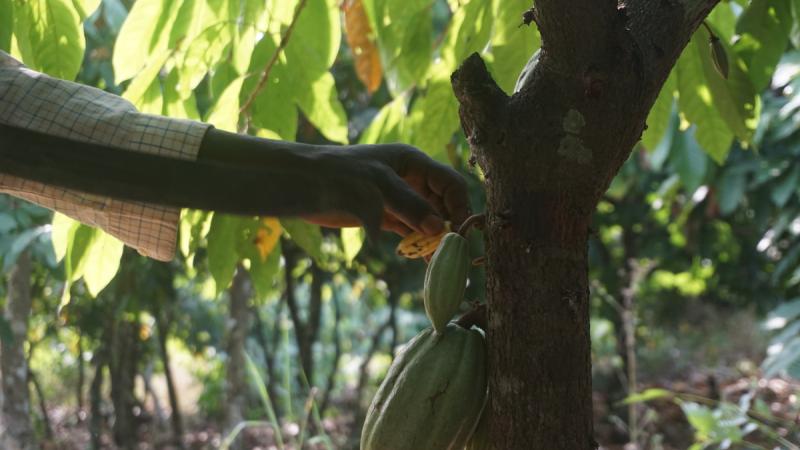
[0,251,35,450]
[451,1,718,448]
[223,267,252,450]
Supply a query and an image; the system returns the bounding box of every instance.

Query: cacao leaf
[254,218,281,262]
[344,0,383,93]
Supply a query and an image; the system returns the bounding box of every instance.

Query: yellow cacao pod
[424,232,470,333]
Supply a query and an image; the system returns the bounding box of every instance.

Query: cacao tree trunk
[451,2,718,447]
[0,251,35,450]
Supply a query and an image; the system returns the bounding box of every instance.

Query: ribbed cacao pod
[361,324,487,450]
[464,395,489,450]
[424,232,470,333]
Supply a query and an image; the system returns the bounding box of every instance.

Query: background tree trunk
[451,1,718,447]
[109,320,140,450]
[223,266,252,450]
[156,308,185,447]
[0,251,35,450]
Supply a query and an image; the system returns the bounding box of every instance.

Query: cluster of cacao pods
[361,227,489,450]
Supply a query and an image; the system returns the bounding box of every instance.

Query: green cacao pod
[361,324,487,450]
[424,232,470,333]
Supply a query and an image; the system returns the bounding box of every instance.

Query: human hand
[303,144,469,238]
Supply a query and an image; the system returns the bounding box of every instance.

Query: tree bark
[251,305,283,418]
[77,331,86,421]
[0,251,35,450]
[156,310,185,447]
[109,320,140,450]
[89,349,106,450]
[27,366,53,439]
[223,266,252,450]
[451,2,718,447]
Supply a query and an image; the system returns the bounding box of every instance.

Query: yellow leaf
[254,217,281,261]
[343,0,383,93]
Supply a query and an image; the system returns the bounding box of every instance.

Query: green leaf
[364,0,432,94]
[406,66,461,161]
[620,388,674,405]
[0,0,13,52]
[792,0,800,49]
[13,0,85,80]
[359,95,407,144]
[113,0,182,83]
[122,49,170,107]
[677,38,735,163]
[176,2,234,98]
[770,165,800,207]
[292,0,340,72]
[341,227,365,265]
[65,224,98,282]
[230,0,268,75]
[82,231,124,297]
[706,2,737,42]
[441,0,493,70]
[767,297,800,325]
[735,0,793,90]
[764,336,800,377]
[248,240,281,299]
[207,213,244,293]
[51,212,77,263]
[3,226,48,272]
[694,30,760,147]
[246,37,298,139]
[163,68,201,120]
[281,219,324,264]
[488,0,541,93]
[206,76,245,132]
[642,72,676,151]
[71,0,100,20]
[669,128,708,193]
[680,402,716,437]
[716,170,747,215]
[294,72,349,144]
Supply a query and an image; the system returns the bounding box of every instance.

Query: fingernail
[421,215,444,235]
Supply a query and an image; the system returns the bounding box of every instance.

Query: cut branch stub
[451,53,509,167]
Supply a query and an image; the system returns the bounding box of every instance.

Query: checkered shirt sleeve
[0,51,211,261]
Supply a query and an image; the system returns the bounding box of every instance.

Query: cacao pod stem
[458,213,486,236]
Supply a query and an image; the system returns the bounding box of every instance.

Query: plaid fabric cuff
[0,50,211,261]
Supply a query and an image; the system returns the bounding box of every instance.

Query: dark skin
[0,124,469,239]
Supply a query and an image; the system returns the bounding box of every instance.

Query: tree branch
[450,53,508,167]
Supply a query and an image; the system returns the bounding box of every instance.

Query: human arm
[0,123,469,240]
[0,50,469,255]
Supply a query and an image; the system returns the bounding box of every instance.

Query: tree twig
[239,0,309,127]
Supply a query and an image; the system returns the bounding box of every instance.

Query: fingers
[382,214,413,236]
[380,170,445,235]
[408,157,470,227]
